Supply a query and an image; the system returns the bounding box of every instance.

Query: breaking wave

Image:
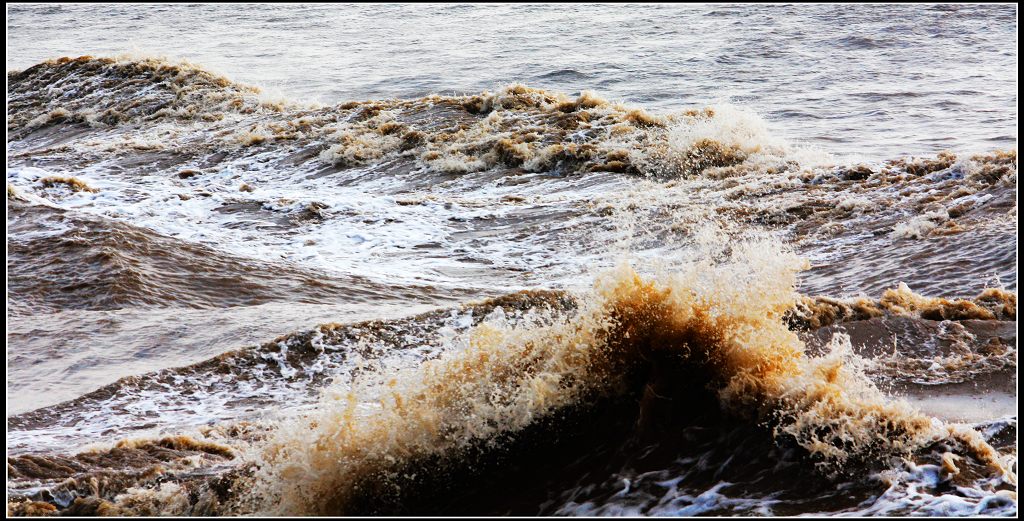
[7,240,1017,516]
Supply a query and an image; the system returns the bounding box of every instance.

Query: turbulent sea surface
[5,4,1018,517]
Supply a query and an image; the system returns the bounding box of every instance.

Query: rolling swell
[7,55,277,133]
[7,56,1015,298]
[6,200,467,313]
[6,186,484,414]
[6,55,801,180]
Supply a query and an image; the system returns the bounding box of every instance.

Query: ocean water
[7,3,1017,158]
[5,3,1018,517]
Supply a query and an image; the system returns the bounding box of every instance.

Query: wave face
[6,54,1019,517]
